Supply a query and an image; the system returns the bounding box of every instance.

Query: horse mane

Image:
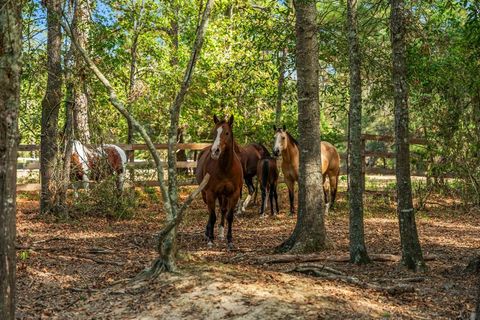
[285,131,299,147]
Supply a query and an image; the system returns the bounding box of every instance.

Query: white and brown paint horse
[70,140,127,196]
[272,126,340,215]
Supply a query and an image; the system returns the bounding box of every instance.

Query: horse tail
[261,159,269,189]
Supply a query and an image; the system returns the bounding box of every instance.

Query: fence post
[128,148,135,188]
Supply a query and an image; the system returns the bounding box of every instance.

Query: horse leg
[226,202,236,250]
[269,186,275,216]
[285,179,295,216]
[273,183,279,215]
[116,172,125,193]
[329,172,339,211]
[82,174,89,191]
[241,176,254,212]
[205,193,217,247]
[218,196,227,240]
[323,173,330,215]
[259,183,267,218]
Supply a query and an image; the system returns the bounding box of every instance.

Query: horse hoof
[207,241,213,248]
[227,242,234,250]
[260,214,265,219]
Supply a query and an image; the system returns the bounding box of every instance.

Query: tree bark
[275,47,287,127]
[278,0,327,253]
[390,0,425,272]
[72,0,91,143]
[347,0,370,264]
[165,0,214,267]
[0,1,21,318]
[40,0,63,215]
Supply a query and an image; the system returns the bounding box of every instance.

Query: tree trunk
[275,47,287,127]
[390,0,425,272]
[347,0,370,264]
[165,0,215,268]
[0,1,21,318]
[72,0,91,143]
[278,0,327,253]
[40,0,63,215]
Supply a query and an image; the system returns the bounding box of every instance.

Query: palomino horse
[70,140,127,196]
[272,125,340,215]
[195,115,243,249]
[236,142,270,213]
[257,156,279,217]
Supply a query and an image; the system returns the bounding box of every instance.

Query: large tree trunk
[40,0,63,215]
[275,47,287,127]
[390,0,425,272]
[72,0,91,143]
[0,1,21,318]
[347,0,370,264]
[278,0,327,253]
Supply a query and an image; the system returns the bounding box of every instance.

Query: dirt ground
[15,181,480,319]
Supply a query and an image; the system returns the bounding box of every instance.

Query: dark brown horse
[236,142,270,213]
[257,157,279,217]
[195,115,243,249]
[272,126,340,215]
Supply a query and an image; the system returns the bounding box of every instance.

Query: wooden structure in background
[16,134,428,192]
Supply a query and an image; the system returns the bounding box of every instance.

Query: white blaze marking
[274,132,282,152]
[212,127,223,152]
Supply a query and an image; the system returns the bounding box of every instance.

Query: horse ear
[282,124,286,131]
[213,115,219,124]
[228,115,234,126]
[273,125,277,131]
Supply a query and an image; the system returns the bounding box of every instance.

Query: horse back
[321,141,340,175]
[100,145,126,174]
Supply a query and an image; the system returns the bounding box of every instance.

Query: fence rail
[16,134,429,192]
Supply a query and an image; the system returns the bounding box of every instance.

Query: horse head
[210,115,234,160]
[272,124,288,157]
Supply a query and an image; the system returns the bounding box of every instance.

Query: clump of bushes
[71,177,139,219]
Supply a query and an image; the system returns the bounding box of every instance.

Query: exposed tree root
[289,265,415,295]
[255,253,436,265]
[134,258,176,282]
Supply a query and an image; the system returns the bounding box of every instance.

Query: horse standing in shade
[70,140,127,196]
[236,142,270,213]
[195,115,243,249]
[272,125,340,215]
[257,156,279,217]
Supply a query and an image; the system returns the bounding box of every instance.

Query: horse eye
[282,137,285,140]
[226,132,229,135]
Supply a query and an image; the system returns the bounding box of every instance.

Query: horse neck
[219,139,236,171]
[282,139,298,165]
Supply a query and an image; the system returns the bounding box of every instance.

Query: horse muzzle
[273,149,280,157]
[211,148,221,160]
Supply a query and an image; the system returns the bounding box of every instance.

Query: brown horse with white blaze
[195,115,243,249]
[272,125,340,215]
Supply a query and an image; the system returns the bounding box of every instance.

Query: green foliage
[72,178,139,219]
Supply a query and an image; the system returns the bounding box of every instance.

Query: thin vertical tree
[72,0,91,143]
[62,0,215,276]
[40,0,63,214]
[0,0,22,318]
[278,0,327,253]
[390,0,425,271]
[347,0,370,264]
